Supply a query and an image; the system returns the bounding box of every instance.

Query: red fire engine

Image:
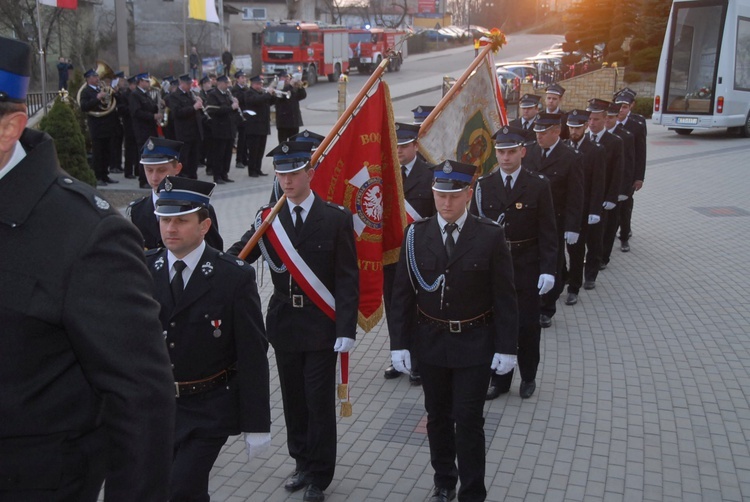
[261,21,350,86]
[348,27,408,74]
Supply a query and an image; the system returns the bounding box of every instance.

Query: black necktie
[171,260,187,303]
[523,121,529,130]
[543,148,550,158]
[444,223,457,259]
[504,175,512,196]
[293,206,304,236]
[401,165,407,185]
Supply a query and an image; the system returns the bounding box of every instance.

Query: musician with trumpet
[242,74,275,177]
[79,67,120,186]
[128,73,160,189]
[206,75,238,184]
[167,74,204,179]
[275,70,307,143]
[232,70,250,170]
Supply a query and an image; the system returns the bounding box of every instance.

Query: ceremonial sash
[404,200,422,224]
[262,208,336,321]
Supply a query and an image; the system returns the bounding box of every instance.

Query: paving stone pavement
[103,119,750,500]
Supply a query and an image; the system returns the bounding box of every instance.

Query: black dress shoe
[519,380,536,398]
[257,170,268,176]
[109,168,124,174]
[486,383,510,400]
[214,178,226,185]
[583,281,596,290]
[206,169,214,176]
[139,182,150,189]
[222,176,235,183]
[103,176,119,184]
[428,486,456,502]
[621,240,630,252]
[125,174,136,179]
[565,293,578,305]
[409,371,422,386]
[96,179,107,187]
[599,262,608,270]
[284,470,309,492]
[303,484,325,502]
[236,162,246,169]
[248,170,259,178]
[539,314,552,328]
[383,365,402,379]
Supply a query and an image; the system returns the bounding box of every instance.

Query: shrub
[631,46,662,72]
[629,38,648,51]
[39,97,97,186]
[623,69,642,83]
[632,97,653,118]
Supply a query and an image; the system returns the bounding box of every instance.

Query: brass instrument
[190,87,212,121]
[148,76,166,126]
[290,72,308,88]
[225,88,247,122]
[76,60,117,117]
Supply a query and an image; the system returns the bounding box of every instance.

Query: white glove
[618,194,629,201]
[390,349,412,374]
[603,201,616,210]
[491,353,517,375]
[245,432,271,461]
[333,337,355,353]
[588,214,601,225]
[564,231,579,245]
[537,274,555,295]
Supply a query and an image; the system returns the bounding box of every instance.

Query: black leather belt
[175,364,236,398]
[274,289,312,308]
[507,237,538,251]
[417,308,493,333]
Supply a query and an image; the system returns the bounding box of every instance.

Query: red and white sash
[404,200,422,223]
[262,208,336,321]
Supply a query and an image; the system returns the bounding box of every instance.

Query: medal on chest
[211,319,222,338]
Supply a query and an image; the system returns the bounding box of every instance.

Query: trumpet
[190,88,211,121]
[264,87,291,99]
[225,88,247,122]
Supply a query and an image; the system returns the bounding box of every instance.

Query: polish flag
[40,0,78,9]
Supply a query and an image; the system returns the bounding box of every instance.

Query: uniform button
[170,322,176,327]
[168,342,175,348]
[445,269,450,274]
[63,178,73,184]
[204,314,209,319]
[171,364,174,369]
[162,330,168,336]
[445,303,450,307]
[445,286,450,291]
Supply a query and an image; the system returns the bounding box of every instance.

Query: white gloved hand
[390,350,412,374]
[333,337,355,353]
[245,432,271,461]
[588,214,601,225]
[603,201,616,211]
[537,274,555,295]
[491,353,517,375]
[564,231,579,245]
[618,194,629,201]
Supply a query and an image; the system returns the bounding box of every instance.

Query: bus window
[736,17,750,90]
[665,1,727,114]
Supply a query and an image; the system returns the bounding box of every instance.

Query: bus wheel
[305,66,317,87]
[675,128,693,136]
[327,63,341,82]
[740,113,750,138]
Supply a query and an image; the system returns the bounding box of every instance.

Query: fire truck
[348,27,408,74]
[261,21,350,86]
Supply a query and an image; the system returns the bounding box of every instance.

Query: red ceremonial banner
[311,80,406,332]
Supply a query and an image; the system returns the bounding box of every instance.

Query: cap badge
[147,139,154,151]
[502,126,509,134]
[395,124,400,130]
[417,106,423,113]
[165,178,173,191]
[442,161,453,174]
[154,256,165,270]
[303,131,310,137]
[281,144,289,153]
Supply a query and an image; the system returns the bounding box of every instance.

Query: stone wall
[517,67,627,111]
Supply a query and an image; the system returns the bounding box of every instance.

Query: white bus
[652,0,750,136]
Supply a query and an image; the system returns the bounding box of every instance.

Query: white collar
[0,140,26,182]
[167,240,206,283]
[402,156,417,177]
[288,190,315,220]
[499,165,522,188]
[437,209,468,236]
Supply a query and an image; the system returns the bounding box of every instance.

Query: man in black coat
[276,70,307,143]
[614,89,647,252]
[509,93,541,139]
[148,176,270,502]
[79,68,120,186]
[116,76,138,179]
[232,70,249,170]
[0,36,174,501]
[390,159,518,502]
[207,75,238,184]
[168,74,204,179]
[383,122,436,384]
[228,141,359,502]
[243,74,275,177]
[129,73,160,189]
[530,113,584,328]
[471,127,557,401]
[584,98,624,288]
[563,110,606,306]
[128,137,223,251]
[198,76,214,172]
[544,83,569,140]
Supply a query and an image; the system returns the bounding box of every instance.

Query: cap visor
[154,204,202,217]
[432,180,470,192]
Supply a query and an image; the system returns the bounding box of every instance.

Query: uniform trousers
[235,125,248,165]
[211,139,233,181]
[169,434,227,502]
[245,134,267,175]
[420,360,491,502]
[109,133,123,171]
[601,205,620,266]
[178,140,200,179]
[277,127,299,144]
[540,228,566,318]
[123,130,138,177]
[618,196,634,242]
[584,221,605,284]
[383,263,419,373]
[275,349,337,489]
[491,282,541,390]
[567,222,594,294]
[90,137,112,180]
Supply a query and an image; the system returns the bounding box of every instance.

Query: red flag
[311,79,406,332]
[40,0,77,9]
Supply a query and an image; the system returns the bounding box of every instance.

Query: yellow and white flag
[189,0,220,24]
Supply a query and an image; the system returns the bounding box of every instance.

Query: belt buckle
[292,294,304,308]
[449,320,462,333]
[174,382,181,398]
